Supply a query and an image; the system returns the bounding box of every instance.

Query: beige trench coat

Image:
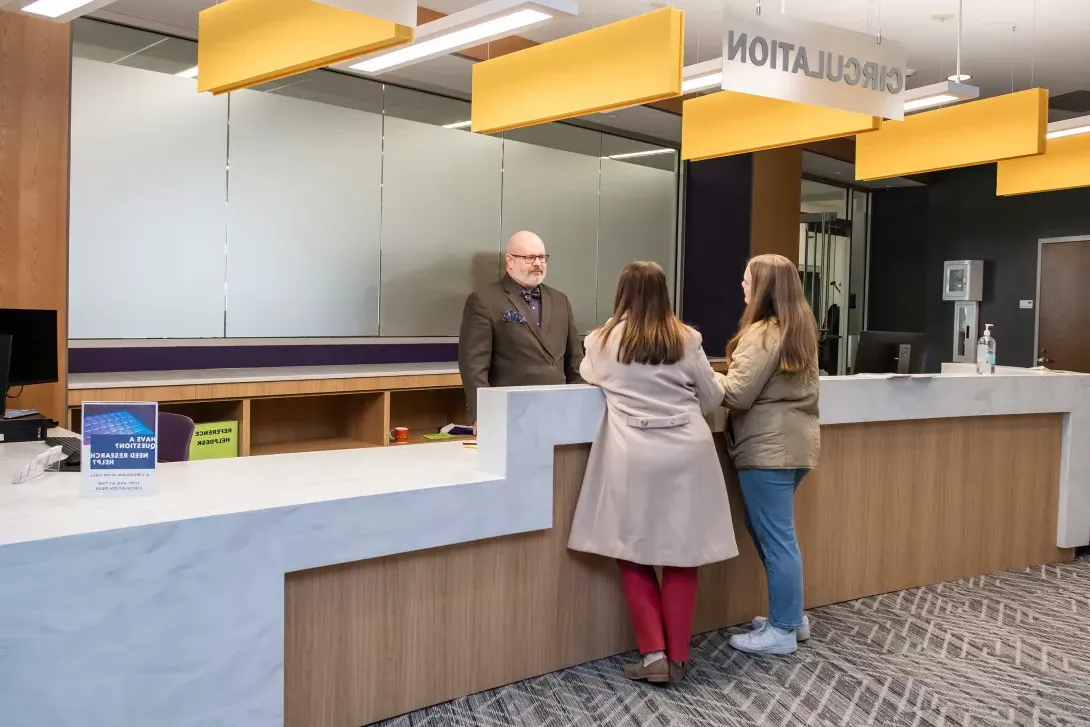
[567,323,739,568]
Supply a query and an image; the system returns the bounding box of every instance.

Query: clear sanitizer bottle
[976,324,996,375]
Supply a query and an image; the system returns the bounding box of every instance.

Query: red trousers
[617,559,699,662]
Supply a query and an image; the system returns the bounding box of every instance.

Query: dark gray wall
[868,164,1090,367]
[681,154,753,357]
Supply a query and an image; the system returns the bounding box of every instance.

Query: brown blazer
[458,274,585,419]
[715,320,820,470]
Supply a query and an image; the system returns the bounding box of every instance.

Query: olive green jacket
[716,320,820,470]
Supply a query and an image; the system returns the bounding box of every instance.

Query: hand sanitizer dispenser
[976,324,996,375]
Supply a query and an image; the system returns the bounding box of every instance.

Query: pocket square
[502,310,527,324]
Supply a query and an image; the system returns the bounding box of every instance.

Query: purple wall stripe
[69,343,459,374]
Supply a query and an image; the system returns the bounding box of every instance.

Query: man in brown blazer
[459,231,584,426]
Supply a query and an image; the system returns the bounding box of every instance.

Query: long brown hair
[726,254,818,374]
[598,261,688,365]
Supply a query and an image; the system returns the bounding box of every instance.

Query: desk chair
[158,412,195,463]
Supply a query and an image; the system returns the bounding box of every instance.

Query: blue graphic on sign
[88,434,157,471]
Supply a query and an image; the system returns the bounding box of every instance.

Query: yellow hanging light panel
[471,8,684,134]
[682,91,882,161]
[996,132,1090,196]
[197,0,414,95]
[855,88,1048,181]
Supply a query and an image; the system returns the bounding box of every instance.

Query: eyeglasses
[509,254,550,263]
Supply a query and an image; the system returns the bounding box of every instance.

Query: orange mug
[390,427,409,444]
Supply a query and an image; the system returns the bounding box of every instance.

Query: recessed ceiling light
[176,66,199,79]
[347,0,576,75]
[1046,115,1090,140]
[21,0,102,18]
[681,58,723,95]
[902,80,979,112]
[441,120,473,129]
[947,73,972,82]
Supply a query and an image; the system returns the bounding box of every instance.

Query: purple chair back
[158,412,195,463]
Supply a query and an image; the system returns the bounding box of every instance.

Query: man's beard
[511,269,546,288]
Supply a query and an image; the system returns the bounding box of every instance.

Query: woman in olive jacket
[716,253,820,655]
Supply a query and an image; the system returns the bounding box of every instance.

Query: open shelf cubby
[249,392,386,456]
[388,387,469,445]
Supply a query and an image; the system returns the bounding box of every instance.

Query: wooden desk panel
[285,415,1070,726]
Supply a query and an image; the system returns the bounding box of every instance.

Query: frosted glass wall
[68,21,680,340]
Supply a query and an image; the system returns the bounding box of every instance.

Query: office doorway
[800,179,871,375]
[1036,236,1090,373]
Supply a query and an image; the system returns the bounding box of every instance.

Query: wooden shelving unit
[389,388,469,446]
[67,372,470,458]
[250,392,386,455]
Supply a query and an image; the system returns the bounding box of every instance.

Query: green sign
[190,421,238,461]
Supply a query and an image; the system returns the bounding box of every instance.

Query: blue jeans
[738,468,808,630]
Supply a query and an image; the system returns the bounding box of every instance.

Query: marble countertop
[2,371,1089,726]
[7,370,1090,548]
[0,441,497,548]
[68,361,462,389]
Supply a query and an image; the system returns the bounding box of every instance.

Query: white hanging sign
[721,9,907,121]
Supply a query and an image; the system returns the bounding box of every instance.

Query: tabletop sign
[720,9,907,120]
[80,402,158,497]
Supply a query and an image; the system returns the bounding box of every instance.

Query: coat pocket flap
[624,414,689,429]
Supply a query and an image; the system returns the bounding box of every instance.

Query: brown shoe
[668,661,690,684]
[623,657,670,683]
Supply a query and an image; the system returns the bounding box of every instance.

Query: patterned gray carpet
[376,557,1090,727]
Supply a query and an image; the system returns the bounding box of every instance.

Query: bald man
[459,231,584,425]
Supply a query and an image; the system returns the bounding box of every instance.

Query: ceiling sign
[856,88,1047,181]
[197,0,414,95]
[721,9,907,121]
[997,132,1090,196]
[314,0,417,27]
[471,8,684,135]
[682,91,881,161]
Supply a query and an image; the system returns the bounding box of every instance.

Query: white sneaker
[750,614,811,642]
[730,621,798,655]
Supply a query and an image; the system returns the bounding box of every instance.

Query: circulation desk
[1,369,1088,727]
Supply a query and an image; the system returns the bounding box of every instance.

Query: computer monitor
[0,309,59,387]
[0,334,10,419]
[853,331,932,375]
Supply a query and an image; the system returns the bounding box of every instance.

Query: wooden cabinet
[67,372,469,457]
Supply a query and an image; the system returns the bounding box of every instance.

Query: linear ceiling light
[1047,115,1090,140]
[605,148,676,160]
[902,80,979,112]
[681,58,723,95]
[442,120,473,129]
[176,66,200,79]
[348,0,578,75]
[19,0,116,21]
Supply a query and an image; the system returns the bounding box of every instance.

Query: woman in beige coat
[568,261,738,685]
[717,253,820,657]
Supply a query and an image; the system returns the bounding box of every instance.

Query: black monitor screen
[0,309,59,386]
